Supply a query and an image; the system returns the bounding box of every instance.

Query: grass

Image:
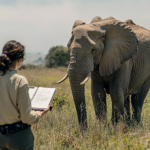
[18,67,150,150]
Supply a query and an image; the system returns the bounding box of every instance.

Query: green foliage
[52,93,69,108]
[45,45,69,68]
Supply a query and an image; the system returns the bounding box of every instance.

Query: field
[19,68,150,150]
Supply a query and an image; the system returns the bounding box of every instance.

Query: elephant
[57,16,150,128]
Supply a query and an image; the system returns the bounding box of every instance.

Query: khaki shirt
[0,68,41,125]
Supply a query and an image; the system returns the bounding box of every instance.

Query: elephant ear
[102,16,116,21]
[90,16,116,24]
[72,20,85,29]
[90,16,102,24]
[95,20,137,76]
[125,19,136,25]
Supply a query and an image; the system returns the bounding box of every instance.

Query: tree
[45,46,69,68]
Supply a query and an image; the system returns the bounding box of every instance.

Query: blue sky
[0,0,150,54]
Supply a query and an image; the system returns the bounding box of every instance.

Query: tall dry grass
[18,68,150,150]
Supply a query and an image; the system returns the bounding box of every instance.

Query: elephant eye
[101,36,105,41]
[91,49,95,54]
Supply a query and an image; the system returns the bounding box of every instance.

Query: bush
[45,46,69,68]
[52,93,69,108]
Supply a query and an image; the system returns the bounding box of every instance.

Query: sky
[0,0,150,54]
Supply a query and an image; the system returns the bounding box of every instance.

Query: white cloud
[0,0,150,54]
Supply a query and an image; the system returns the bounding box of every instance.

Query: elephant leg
[124,95,131,123]
[91,71,106,120]
[110,91,125,125]
[110,60,132,124]
[131,76,150,122]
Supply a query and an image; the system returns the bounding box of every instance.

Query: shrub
[45,46,69,68]
[52,93,69,108]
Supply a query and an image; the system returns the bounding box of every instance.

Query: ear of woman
[10,58,23,70]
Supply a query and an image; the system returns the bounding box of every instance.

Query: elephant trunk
[68,51,93,129]
[69,74,87,128]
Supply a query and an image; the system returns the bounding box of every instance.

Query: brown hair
[0,40,25,75]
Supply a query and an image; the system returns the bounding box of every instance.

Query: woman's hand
[36,103,52,116]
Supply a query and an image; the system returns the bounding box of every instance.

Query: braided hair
[0,40,25,75]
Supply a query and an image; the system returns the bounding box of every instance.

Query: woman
[0,40,51,150]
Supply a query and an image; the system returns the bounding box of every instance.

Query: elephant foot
[111,113,125,127]
[77,121,88,131]
[116,122,129,133]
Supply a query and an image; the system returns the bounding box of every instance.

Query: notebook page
[29,87,38,100]
[31,87,56,110]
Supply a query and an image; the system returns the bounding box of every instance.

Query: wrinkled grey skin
[65,16,150,128]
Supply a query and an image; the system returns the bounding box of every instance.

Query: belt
[0,121,31,135]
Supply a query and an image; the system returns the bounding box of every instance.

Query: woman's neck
[10,60,19,70]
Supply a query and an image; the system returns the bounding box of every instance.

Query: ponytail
[0,53,11,75]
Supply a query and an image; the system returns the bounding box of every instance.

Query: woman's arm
[17,78,42,125]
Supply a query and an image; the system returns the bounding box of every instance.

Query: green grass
[18,68,150,150]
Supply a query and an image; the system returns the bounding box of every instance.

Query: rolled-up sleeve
[17,78,42,125]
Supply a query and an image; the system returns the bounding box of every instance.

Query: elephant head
[57,17,137,128]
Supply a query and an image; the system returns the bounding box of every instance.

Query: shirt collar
[9,67,18,73]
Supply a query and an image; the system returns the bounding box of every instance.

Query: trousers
[0,127,34,150]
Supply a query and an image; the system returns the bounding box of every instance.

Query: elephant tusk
[80,72,91,85]
[56,74,69,84]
